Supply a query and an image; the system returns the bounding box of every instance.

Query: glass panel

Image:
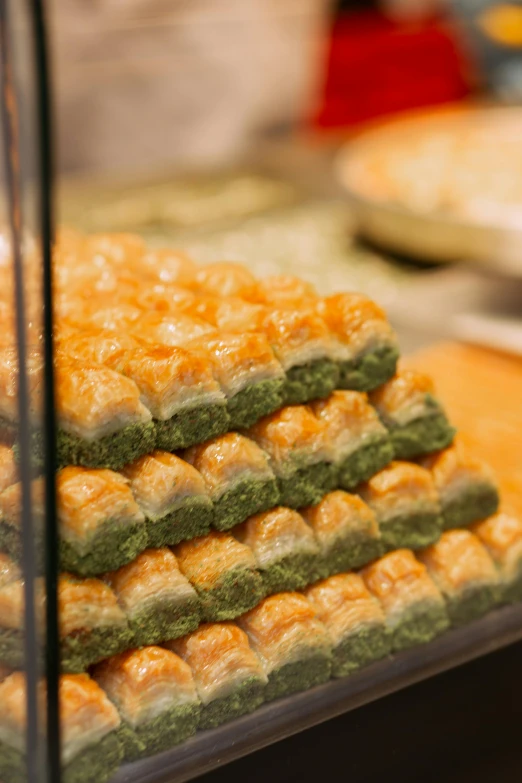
[0,2,58,782]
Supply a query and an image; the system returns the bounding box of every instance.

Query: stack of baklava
[0,231,521,783]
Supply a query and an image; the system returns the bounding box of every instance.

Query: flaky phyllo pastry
[245,405,336,509]
[168,622,266,728]
[361,549,449,651]
[182,433,278,531]
[0,672,123,783]
[238,592,332,701]
[93,646,200,761]
[233,506,319,594]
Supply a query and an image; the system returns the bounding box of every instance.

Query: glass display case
[1,3,521,783]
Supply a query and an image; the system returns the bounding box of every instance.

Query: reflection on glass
[0,1,55,782]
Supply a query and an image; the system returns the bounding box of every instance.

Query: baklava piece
[130,313,230,447]
[245,406,336,509]
[94,647,200,761]
[188,332,285,430]
[370,369,455,460]
[168,622,266,729]
[472,512,522,603]
[183,434,278,531]
[317,293,399,391]
[362,550,449,651]
[59,574,132,672]
[234,507,320,595]
[418,530,500,626]
[122,343,228,451]
[420,443,499,530]
[175,531,264,621]
[57,467,148,576]
[105,548,201,647]
[0,672,124,783]
[311,391,393,489]
[55,360,155,470]
[238,593,332,701]
[0,555,22,668]
[262,308,339,405]
[123,452,213,547]
[0,445,17,493]
[305,574,390,677]
[359,462,443,551]
[302,491,382,578]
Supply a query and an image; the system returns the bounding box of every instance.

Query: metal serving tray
[336,105,522,279]
[113,602,522,783]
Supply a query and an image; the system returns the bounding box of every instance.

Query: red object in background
[314,11,473,128]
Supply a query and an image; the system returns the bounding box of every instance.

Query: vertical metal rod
[30,0,61,780]
[0,2,40,780]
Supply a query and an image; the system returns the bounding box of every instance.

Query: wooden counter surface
[407,342,522,516]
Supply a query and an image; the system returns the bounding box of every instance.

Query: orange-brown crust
[302,490,377,539]
[370,368,435,413]
[246,405,328,463]
[182,433,272,493]
[55,359,150,432]
[194,262,257,299]
[471,512,522,559]
[56,328,138,372]
[0,445,17,493]
[418,530,499,592]
[93,645,194,690]
[57,466,143,539]
[58,573,124,637]
[170,622,262,694]
[174,531,256,589]
[359,461,438,502]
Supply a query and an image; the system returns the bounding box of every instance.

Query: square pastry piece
[182,434,278,531]
[0,555,22,668]
[124,343,229,452]
[245,406,336,509]
[94,647,201,761]
[311,391,393,490]
[238,593,332,702]
[168,622,267,729]
[418,530,500,626]
[420,443,499,531]
[370,369,455,460]
[105,548,201,647]
[0,672,124,783]
[317,293,399,391]
[59,574,133,672]
[0,478,45,563]
[188,332,285,430]
[305,574,390,678]
[233,507,320,595]
[57,467,148,576]
[55,360,156,470]
[122,452,213,547]
[359,461,443,551]
[301,491,382,578]
[59,327,228,451]
[260,308,339,405]
[362,550,449,652]
[0,445,17,493]
[175,532,264,621]
[472,513,522,603]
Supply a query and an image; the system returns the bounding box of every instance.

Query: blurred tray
[336,105,522,278]
[112,602,522,783]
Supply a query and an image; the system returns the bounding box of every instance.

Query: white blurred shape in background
[48,0,333,176]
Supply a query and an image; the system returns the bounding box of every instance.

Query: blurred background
[47,0,522,354]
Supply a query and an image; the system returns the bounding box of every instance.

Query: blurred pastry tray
[336,105,522,279]
[113,602,522,783]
